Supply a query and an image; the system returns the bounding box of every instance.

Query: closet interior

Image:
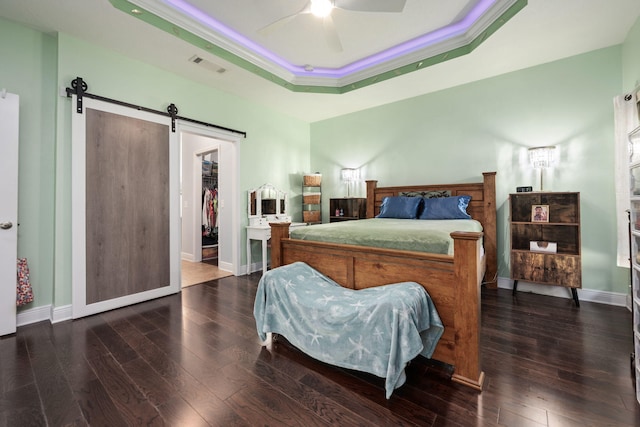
[202,151,218,263]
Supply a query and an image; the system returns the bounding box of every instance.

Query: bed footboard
[269,222,485,390]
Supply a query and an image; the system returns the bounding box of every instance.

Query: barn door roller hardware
[65,77,246,137]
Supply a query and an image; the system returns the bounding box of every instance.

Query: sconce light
[341,168,360,197]
[528,146,556,191]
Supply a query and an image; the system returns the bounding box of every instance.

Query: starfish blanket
[253,262,444,398]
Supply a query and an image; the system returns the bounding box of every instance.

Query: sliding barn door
[72,97,180,318]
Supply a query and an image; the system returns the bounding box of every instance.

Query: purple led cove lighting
[310,0,496,78]
[164,0,497,79]
[165,0,309,73]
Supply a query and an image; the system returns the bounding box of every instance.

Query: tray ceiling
[116,0,527,93]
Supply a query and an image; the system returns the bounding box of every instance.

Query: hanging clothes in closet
[202,186,218,241]
[202,158,218,246]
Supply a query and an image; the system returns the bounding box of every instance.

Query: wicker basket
[303,194,321,204]
[303,174,322,186]
[303,210,321,223]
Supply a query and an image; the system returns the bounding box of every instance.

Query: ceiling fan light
[310,0,333,18]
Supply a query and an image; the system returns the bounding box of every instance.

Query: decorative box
[530,241,557,253]
[303,173,322,186]
[303,193,321,204]
[303,211,321,223]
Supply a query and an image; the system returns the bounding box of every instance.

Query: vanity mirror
[248,184,290,226]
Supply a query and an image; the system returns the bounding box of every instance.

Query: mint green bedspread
[290,218,483,255]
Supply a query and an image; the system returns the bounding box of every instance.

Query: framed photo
[531,205,549,222]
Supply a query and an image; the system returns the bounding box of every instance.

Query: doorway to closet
[179,123,240,287]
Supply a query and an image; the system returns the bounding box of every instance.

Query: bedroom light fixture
[310,0,333,18]
[341,168,360,197]
[528,146,556,191]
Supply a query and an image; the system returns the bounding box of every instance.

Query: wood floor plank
[121,356,176,407]
[22,322,87,426]
[0,383,48,427]
[239,352,373,426]
[0,334,34,394]
[226,383,332,427]
[85,319,138,365]
[74,378,128,427]
[156,395,210,427]
[108,311,248,425]
[144,328,233,389]
[240,339,429,427]
[87,352,164,426]
[298,369,425,426]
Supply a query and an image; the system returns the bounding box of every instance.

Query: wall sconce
[528,146,556,191]
[341,168,360,197]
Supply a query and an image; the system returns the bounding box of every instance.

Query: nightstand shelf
[329,198,366,223]
[509,192,581,306]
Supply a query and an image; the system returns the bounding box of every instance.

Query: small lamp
[341,168,360,197]
[528,146,556,191]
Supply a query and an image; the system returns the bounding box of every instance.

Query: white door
[0,92,19,336]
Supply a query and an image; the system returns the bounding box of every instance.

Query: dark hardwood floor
[1,274,639,426]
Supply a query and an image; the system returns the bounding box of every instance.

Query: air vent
[188,55,226,74]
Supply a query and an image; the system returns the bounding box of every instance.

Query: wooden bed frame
[269,172,497,390]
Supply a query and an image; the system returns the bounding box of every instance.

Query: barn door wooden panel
[85,108,170,303]
[72,97,180,318]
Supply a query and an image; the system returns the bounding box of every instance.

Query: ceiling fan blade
[322,15,343,52]
[258,2,312,35]
[334,0,406,13]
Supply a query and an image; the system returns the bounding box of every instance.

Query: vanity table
[246,184,306,274]
[246,222,306,274]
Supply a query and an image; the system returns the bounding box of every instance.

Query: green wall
[310,46,627,294]
[622,16,640,91]
[0,18,57,311]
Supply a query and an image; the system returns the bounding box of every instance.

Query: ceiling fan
[259,0,407,52]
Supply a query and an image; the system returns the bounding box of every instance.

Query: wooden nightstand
[509,192,581,306]
[329,198,366,223]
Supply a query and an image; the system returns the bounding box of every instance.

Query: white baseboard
[218,260,233,273]
[497,277,628,307]
[52,304,73,323]
[16,304,72,327]
[245,262,254,275]
[181,252,196,262]
[245,261,267,275]
[16,304,51,327]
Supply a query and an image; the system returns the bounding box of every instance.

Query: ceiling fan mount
[259,0,407,52]
[310,0,334,18]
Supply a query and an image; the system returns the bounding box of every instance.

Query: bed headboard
[365,172,497,286]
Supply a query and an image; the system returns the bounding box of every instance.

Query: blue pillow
[376,196,422,219]
[419,195,471,220]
